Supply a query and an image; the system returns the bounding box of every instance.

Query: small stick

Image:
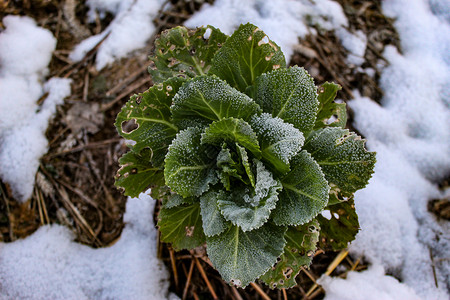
[301,267,317,283]
[101,77,151,111]
[46,138,121,158]
[282,288,288,300]
[105,65,149,97]
[182,260,195,300]
[250,282,271,300]
[38,189,50,224]
[35,188,45,226]
[306,249,349,297]
[231,286,244,300]
[169,247,179,288]
[194,256,218,300]
[82,69,89,102]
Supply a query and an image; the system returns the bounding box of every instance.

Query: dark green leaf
[250,113,304,174]
[115,77,185,167]
[200,190,229,237]
[318,199,359,251]
[236,144,255,187]
[158,202,205,250]
[314,82,347,130]
[149,26,228,84]
[303,127,376,195]
[164,127,218,197]
[272,150,330,226]
[206,222,286,288]
[209,23,286,93]
[201,117,261,158]
[254,66,318,135]
[171,76,262,128]
[115,148,164,198]
[260,219,320,289]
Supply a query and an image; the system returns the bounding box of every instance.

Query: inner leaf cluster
[115,23,376,289]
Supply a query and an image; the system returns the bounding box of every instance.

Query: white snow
[70,0,165,70]
[0,16,72,202]
[319,263,421,300]
[346,0,450,299]
[185,0,348,63]
[0,192,170,300]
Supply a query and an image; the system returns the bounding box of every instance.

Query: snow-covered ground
[0,0,449,299]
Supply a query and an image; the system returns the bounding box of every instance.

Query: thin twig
[306,249,349,297]
[231,286,244,300]
[282,288,288,300]
[194,256,218,300]
[101,77,152,111]
[250,282,271,300]
[105,65,149,97]
[45,138,121,158]
[169,247,179,289]
[182,260,195,300]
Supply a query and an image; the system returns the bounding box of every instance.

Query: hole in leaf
[166,85,173,92]
[135,95,142,105]
[121,119,139,134]
[247,36,252,41]
[318,86,325,93]
[130,168,138,174]
[308,225,317,233]
[307,250,314,257]
[273,64,281,70]
[258,35,269,46]
[231,279,242,287]
[283,268,293,279]
[189,47,196,55]
[169,44,175,51]
[203,28,212,39]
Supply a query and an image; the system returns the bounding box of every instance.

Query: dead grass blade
[194,256,218,300]
[182,259,195,300]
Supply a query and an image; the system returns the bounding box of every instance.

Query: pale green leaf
[115,77,185,167]
[201,117,261,157]
[218,160,281,231]
[206,223,286,288]
[216,144,243,190]
[164,127,218,197]
[318,199,359,251]
[260,219,320,289]
[272,150,330,226]
[209,23,286,93]
[314,82,347,130]
[149,26,228,84]
[254,66,318,135]
[115,148,164,198]
[163,193,193,208]
[250,113,304,174]
[200,190,229,237]
[158,202,205,250]
[171,76,262,128]
[303,127,376,195]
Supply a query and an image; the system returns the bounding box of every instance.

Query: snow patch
[319,263,421,300]
[0,16,71,202]
[0,192,170,300]
[184,0,347,62]
[70,0,165,70]
[346,0,450,298]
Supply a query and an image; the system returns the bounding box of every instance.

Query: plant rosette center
[115,23,376,289]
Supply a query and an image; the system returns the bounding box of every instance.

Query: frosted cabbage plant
[115,23,375,289]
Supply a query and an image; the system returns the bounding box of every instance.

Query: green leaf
[303,127,376,195]
[236,144,255,187]
[171,76,262,129]
[206,222,286,288]
[149,26,228,84]
[254,66,318,135]
[250,113,304,174]
[260,219,320,289]
[164,127,218,197]
[158,202,205,250]
[216,144,243,190]
[201,117,261,158]
[115,148,164,198]
[218,160,281,231]
[272,150,330,226]
[200,190,228,237]
[318,199,359,251]
[209,23,286,93]
[115,77,185,167]
[163,193,193,209]
[314,82,347,130]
